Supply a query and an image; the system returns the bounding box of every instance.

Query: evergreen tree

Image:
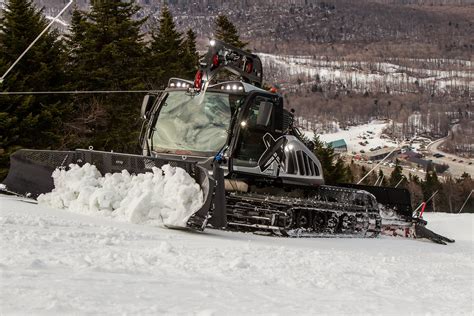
[459,172,471,181]
[64,7,87,87]
[148,6,185,88]
[312,135,350,185]
[456,173,474,213]
[409,173,421,184]
[377,169,388,186]
[70,0,146,91]
[65,0,147,152]
[182,29,200,79]
[406,176,424,210]
[358,164,378,186]
[422,162,442,211]
[389,159,404,187]
[0,0,68,178]
[214,15,248,49]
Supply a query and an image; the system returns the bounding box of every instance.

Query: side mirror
[141,94,156,119]
[257,101,273,127]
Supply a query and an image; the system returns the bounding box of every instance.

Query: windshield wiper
[149,92,170,151]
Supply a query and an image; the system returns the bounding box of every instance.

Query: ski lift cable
[0,0,74,84]
[0,90,163,95]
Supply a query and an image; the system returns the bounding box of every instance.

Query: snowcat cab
[139,40,324,188]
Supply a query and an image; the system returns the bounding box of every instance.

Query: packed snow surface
[37,163,203,227]
[1,195,472,315]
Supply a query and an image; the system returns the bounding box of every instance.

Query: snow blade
[2,149,215,230]
[2,149,78,198]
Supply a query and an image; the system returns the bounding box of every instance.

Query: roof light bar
[168,78,193,89]
[213,82,245,92]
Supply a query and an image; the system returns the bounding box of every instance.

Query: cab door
[230,92,283,177]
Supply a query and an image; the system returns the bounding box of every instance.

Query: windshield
[152,91,242,155]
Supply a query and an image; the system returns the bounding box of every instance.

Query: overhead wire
[0,90,162,95]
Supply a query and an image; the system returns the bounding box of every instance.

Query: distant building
[327,139,347,153]
[398,150,422,160]
[366,147,400,161]
[398,153,449,174]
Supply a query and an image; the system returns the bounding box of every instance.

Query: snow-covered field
[1,194,472,315]
[260,53,473,95]
[303,120,397,153]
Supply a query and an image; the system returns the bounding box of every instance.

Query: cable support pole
[457,189,473,214]
[395,176,405,188]
[413,190,439,217]
[374,175,381,186]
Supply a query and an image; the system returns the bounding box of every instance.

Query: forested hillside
[0,0,200,178]
[29,0,474,59]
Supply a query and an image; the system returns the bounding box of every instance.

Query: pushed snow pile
[38,163,203,227]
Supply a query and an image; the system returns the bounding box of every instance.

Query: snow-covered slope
[1,195,472,315]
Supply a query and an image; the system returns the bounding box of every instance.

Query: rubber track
[226,185,382,238]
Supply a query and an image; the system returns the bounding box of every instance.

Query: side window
[234,96,275,166]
